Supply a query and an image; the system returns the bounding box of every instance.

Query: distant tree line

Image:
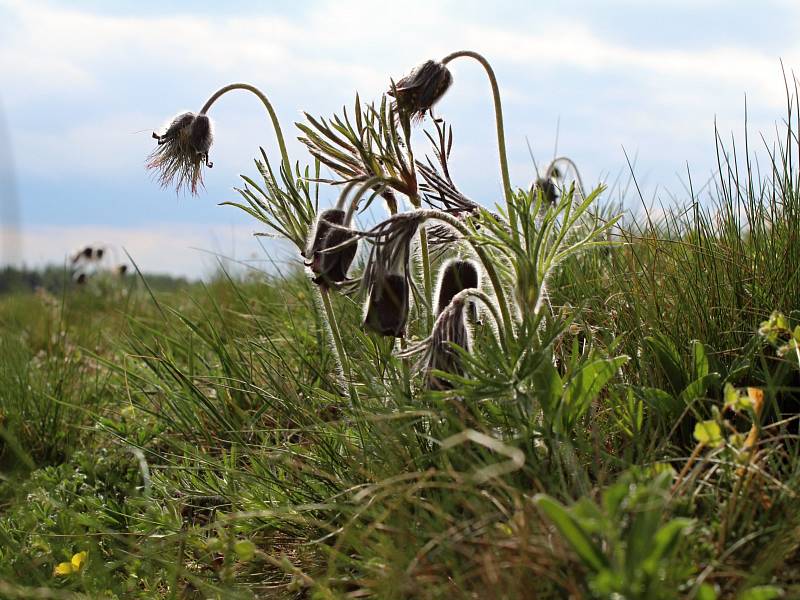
[0,265,192,295]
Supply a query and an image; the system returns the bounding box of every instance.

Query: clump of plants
[145,52,617,399]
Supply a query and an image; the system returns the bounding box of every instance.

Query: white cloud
[4,0,796,109]
[460,21,795,109]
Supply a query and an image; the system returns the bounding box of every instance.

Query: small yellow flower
[71,551,88,570]
[54,551,88,577]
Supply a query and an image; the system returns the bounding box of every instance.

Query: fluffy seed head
[147,112,214,195]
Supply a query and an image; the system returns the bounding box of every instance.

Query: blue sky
[1,0,798,276]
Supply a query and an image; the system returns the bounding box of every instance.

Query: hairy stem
[441,51,516,239]
[448,288,507,352]
[199,83,294,186]
[419,226,433,329]
[317,286,357,402]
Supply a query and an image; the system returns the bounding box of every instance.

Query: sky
[1,0,799,278]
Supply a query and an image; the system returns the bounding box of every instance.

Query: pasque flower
[389,60,453,120]
[429,260,479,388]
[361,213,423,337]
[533,174,559,206]
[147,112,214,195]
[304,208,358,287]
[435,259,479,314]
[399,259,480,389]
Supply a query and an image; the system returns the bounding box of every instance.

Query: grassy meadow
[1,56,800,599]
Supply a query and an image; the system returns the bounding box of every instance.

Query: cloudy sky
[1,0,798,277]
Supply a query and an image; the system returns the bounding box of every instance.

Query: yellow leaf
[54,562,74,576]
[694,420,723,447]
[71,551,88,571]
[234,540,256,562]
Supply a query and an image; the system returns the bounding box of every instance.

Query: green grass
[2,74,800,599]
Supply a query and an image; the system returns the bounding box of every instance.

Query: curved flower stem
[317,286,357,403]
[447,289,507,352]
[199,83,294,186]
[341,176,387,224]
[464,290,507,350]
[418,210,514,344]
[441,51,517,240]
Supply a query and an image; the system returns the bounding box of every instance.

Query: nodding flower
[147,112,214,195]
[361,213,423,337]
[389,60,453,121]
[532,174,559,206]
[400,261,480,390]
[71,246,93,264]
[435,259,479,314]
[304,208,358,287]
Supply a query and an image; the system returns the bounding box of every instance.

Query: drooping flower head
[389,60,453,121]
[435,259,479,314]
[361,213,423,337]
[398,259,481,389]
[532,158,586,208]
[304,208,359,287]
[71,246,93,264]
[147,112,214,195]
[424,299,472,390]
[532,175,559,206]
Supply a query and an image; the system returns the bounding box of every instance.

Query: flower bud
[533,176,558,206]
[362,273,409,337]
[435,260,479,314]
[389,60,453,120]
[305,209,358,286]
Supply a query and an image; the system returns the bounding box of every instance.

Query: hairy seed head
[147,112,214,195]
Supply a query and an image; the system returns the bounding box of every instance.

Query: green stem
[441,51,516,239]
[419,227,433,329]
[199,83,294,186]
[319,288,366,463]
[318,287,356,402]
